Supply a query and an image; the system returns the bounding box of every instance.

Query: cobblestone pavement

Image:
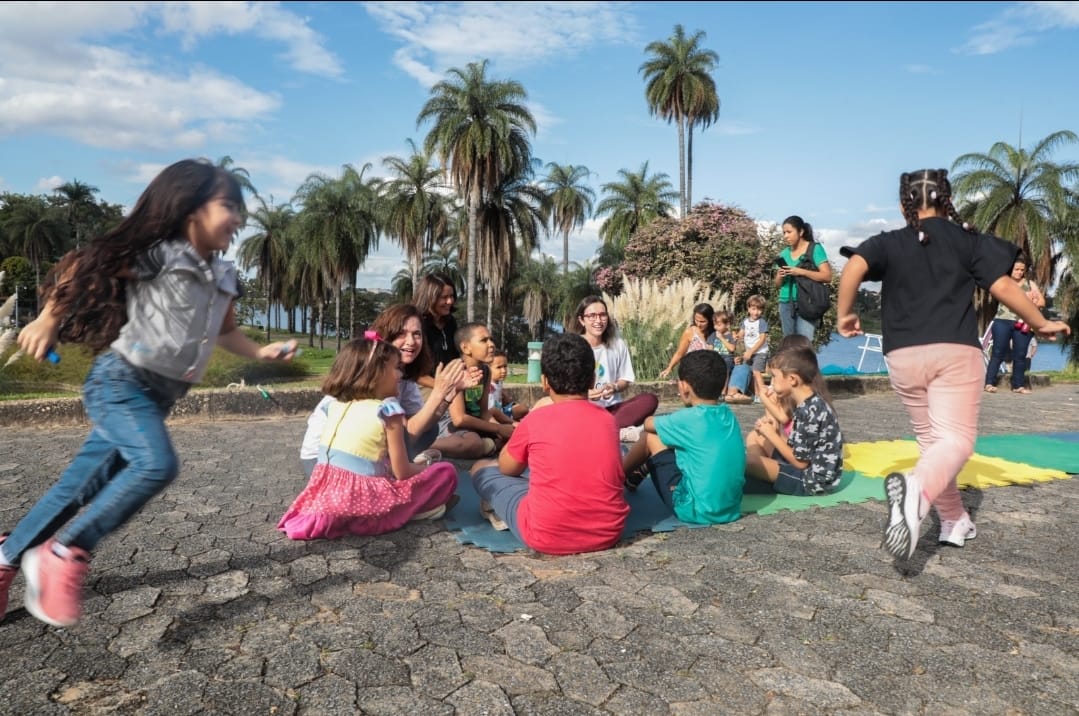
[1,385,1078,715]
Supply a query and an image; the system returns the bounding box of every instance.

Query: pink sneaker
[22,539,91,627]
[0,534,17,622]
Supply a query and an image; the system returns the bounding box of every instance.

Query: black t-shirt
[849,217,1018,354]
[422,313,460,373]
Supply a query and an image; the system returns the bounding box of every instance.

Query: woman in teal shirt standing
[775,215,832,340]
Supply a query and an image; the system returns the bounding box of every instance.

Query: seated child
[487,349,528,424]
[745,346,844,496]
[278,336,459,540]
[622,350,745,525]
[757,334,832,437]
[432,323,513,458]
[711,310,737,396]
[469,333,629,555]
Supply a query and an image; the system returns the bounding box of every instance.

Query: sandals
[983,385,998,394]
[480,500,509,531]
[625,465,649,492]
[726,394,753,405]
[1011,386,1032,394]
[413,449,442,466]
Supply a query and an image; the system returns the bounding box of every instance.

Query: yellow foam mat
[843,440,1070,489]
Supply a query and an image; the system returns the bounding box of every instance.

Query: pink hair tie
[364,330,382,341]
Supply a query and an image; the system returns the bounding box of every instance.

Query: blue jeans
[985,318,1033,390]
[779,301,816,341]
[728,363,751,394]
[471,465,527,540]
[2,352,180,558]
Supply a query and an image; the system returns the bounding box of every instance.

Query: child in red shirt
[469,333,629,555]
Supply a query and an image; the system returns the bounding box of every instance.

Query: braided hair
[898,169,975,243]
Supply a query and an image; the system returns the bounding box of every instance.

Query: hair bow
[364,330,382,341]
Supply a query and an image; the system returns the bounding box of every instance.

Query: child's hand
[497,423,514,439]
[754,417,776,437]
[464,365,484,388]
[1036,320,1071,340]
[742,351,753,362]
[260,339,298,361]
[837,313,862,338]
[15,314,60,362]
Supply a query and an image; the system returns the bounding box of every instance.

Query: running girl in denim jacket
[0,159,298,627]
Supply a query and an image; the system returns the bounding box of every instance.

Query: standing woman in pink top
[837,168,1069,561]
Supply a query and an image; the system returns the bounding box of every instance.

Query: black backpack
[794,243,831,323]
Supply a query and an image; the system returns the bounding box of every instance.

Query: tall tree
[418,59,537,321]
[1,195,67,312]
[951,130,1079,288]
[381,139,452,291]
[594,162,678,253]
[215,155,259,200]
[293,164,380,349]
[640,24,720,216]
[541,163,595,274]
[237,196,294,342]
[685,81,720,213]
[53,179,100,249]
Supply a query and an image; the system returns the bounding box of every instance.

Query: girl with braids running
[0,159,299,627]
[836,168,1069,561]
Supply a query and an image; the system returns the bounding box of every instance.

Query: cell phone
[774,257,787,269]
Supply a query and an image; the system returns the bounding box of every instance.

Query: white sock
[51,542,72,559]
[0,545,12,567]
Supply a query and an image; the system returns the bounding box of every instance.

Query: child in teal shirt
[622,350,745,524]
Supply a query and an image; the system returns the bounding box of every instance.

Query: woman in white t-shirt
[569,296,658,432]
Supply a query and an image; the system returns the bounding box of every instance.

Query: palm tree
[685,82,720,213]
[541,163,595,274]
[293,164,381,349]
[1,195,67,312]
[215,155,259,200]
[381,139,452,291]
[594,162,678,251]
[951,131,1079,288]
[512,253,562,340]
[476,164,550,318]
[418,59,537,321]
[237,196,294,342]
[640,24,720,216]
[421,237,464,292]
[53,180,100,250]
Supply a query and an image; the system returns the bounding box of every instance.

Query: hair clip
[364,330,383,341]
[929,190,938,200]
[918,231,928,244]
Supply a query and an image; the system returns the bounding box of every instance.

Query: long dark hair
[370,303,433,380]
[783,215,815,244]
[570,295,616,345]
[43,159,245,352]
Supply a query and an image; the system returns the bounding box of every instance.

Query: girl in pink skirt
[279,334,458,539]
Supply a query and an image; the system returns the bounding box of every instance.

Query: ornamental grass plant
[603,275,731,381]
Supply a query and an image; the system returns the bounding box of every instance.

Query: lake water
[816,333,1073,374]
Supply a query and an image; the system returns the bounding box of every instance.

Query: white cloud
[34,175,64,192]
[960,1,1079,55]
[0,2,337,151]
[364,1,637,87]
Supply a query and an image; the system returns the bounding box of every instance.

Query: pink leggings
[884,344,983,522]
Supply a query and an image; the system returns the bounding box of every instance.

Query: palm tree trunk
[687,123,694,213]
[677,117,686,217]
[563,229,569,275]
[264,278,272,343]
[467,181,481,321]
[335,282,342,351]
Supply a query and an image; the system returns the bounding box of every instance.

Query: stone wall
[0,374,929,428]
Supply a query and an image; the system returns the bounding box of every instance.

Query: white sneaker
[619,426,642,443]
[882,472,923,560]
[938,516,977,547]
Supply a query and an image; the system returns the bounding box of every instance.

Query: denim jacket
[111,240,240,383]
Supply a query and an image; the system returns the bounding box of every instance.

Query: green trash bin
[526,341,544,383]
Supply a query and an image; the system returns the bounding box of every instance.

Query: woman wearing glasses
[570,296,659,436]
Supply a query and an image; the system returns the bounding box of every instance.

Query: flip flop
[726,394,753,405]
[1011,387,1032,394]
[984,385,998,393]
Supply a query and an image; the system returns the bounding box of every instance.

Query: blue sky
[2,1,1078,289]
